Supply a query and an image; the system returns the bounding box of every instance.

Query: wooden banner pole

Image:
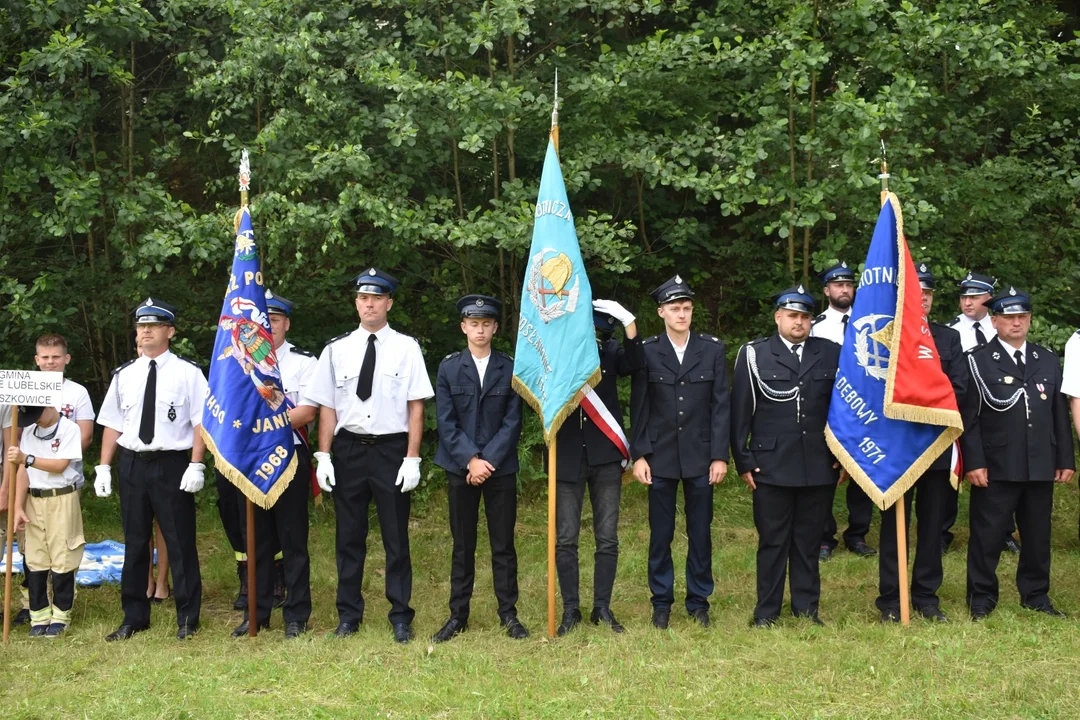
[547,443,557,638]
[4,406,20,644]
[896,501,910,626]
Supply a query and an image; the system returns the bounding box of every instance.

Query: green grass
[4,478,1080,718]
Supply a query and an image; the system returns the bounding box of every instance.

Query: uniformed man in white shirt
[230,289,318,639]
[304,269,434,644]
[811,262,877,560]
[942,272,1020,555]
[94,298,209,641]
[1060,326,1080,542]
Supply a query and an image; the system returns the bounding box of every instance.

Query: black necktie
[791,343,802,368]
[974,321,987,346]
[1014,349,1025,374]
[356,334,376,401]
[139,359,157,445]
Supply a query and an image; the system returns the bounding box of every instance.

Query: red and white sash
[579,386,630,468]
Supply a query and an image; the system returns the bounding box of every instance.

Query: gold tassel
[511,364,603,444]
[200,427,298,510]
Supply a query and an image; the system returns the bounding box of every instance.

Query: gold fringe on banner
[200,426,297,511]
[512,364,602,445]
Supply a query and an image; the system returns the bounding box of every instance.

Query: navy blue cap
[457,294,500,319]
[353,268,399,295]
[134,297,178,325]
[593,309,619,332]
[774,285,816,314]
[820,262,855,285]
[265,289,294,316]
[916,262,935,290]
[649,274,694,305]
[958,271,996,296]
[984,286,1032,315]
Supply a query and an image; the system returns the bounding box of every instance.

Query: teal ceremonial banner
[512,138,601,442]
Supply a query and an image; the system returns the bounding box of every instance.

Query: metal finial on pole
[551,69,560,153]
[878,139,889,208]
[239,149,251,208]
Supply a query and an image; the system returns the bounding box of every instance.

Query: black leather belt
[339,431,408,445]
[29,485,77,498]
[120,448,188,460]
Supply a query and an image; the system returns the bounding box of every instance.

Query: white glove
[94,465,112,498]
[395,457,421,494]
[592,299,635,327]
[179,462,205,493]
[314,451,335,492]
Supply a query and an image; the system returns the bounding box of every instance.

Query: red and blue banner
[825,193,963,509]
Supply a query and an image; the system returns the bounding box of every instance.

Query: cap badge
[369,268,376,276]
[1009,287,1017,296]
[919,264,927,272]
[841,261,848,268]
[475,299,484,307]
[674,274,683,284]
[797,284,805,294]
[145,299,153,307]
[966,273,973,281]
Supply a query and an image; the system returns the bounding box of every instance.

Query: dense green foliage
[2,0,1078,468]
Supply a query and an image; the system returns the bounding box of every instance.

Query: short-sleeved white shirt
[59,379,96,423]
[303,324,433,436]
[1061,331,1080,398]
[278,339,318,444]
[96,350,208,451]
[20,416,82,490]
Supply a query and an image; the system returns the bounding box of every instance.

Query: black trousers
[822,479,875,549]
[752,483,834,620]
[446,472,519,622]
[555,459,622,611]
[942,483,1018,547]
[118,449,201,630]
[877,470,952,611]
[246,449,312,625]
[967,480,1054,609]
[331,432,413,626]
[26,567,75,618]
[216,469,246,556]
[648,474,713,612]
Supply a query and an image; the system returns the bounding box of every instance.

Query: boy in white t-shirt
[8,405,85,637]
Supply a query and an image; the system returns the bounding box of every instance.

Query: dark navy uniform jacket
[730,334,840,487]
[630,331,730,478]
[928,322,967,473]
[434,350,522,477]
[960,340,1074,482]
[554,334,643,480]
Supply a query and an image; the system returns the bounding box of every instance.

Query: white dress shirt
[1062,331,1080,398]
[471,352,490,388]
[21,417,82,490]
[279,339,318,445]
[97,350,208,451]
[810,305,851,345]
[951,312,998,352]
[60,379,95,487]
[303,324,434,436]
[669,335,688,364]
[997,337,1027,367]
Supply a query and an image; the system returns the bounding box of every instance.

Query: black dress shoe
[916,605,949,623]
[285,621,308,639]
[392,622,412,644]
[432,618,468,643]
[1022,602,1066,618]
[501,616,529,640]
[590,607,625,634]
[970,605,993,621]
[231,619,270,637]
[688,608,711,628]
[177,622,199,640]
[557,608,582,637]
[750,616,777,628]
[331,622,359,638]
[847,541,877,557]
[651,607,670,630]
[879,609,901,624]
[1004,536,1022,554]
[13,608,30,626]
[105,624,147,642]
[818,545,833,562]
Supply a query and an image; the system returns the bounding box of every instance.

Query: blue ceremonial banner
[825,194,962,510]
[201,206,297,509]
[512,138,601,442]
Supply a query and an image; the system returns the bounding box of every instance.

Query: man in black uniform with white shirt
[303,269,434,643]
[631,274,729,630]
[962,287,1074,621]
[731,286,840,627]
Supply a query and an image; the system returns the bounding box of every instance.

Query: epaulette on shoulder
[111,358,137,376]
[967,342,992,356]
[946,317,960,327]
[289,346,315,358]
[498,351,513,362]
[176,355,202,368]
[325,331,353,345]
[443,351,461,361]
[748,336,769,346]
[702,334,721,343]
[644,335,660,344]
[811,313,826,325]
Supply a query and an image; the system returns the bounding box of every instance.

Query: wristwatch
[24,455,35,468]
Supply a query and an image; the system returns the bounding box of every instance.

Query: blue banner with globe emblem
[201,206,297,509]
[512,138,601,442]
[825,195,962,510]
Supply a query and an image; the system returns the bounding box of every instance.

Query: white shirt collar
[997,336,1027,363]
[824,305,850,321]
[778,334,799,353]
[957,312,990,328]
[358,323,394,343]
[139,349,173,368]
